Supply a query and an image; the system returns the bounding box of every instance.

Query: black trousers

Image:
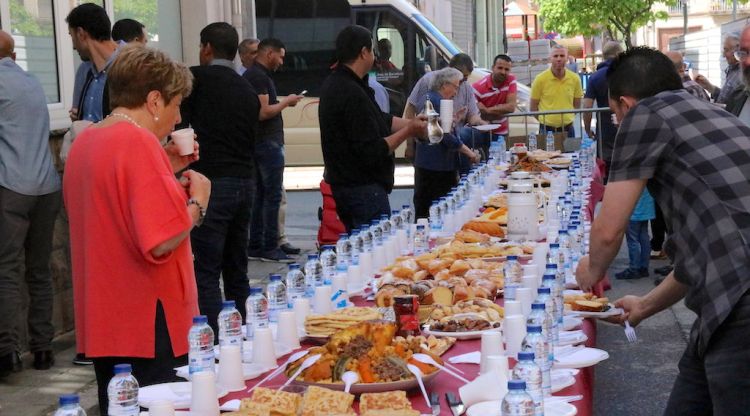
[92,302,186,415]
[331,183,391,233]
[651,203,667,252]
[413,167,459,219]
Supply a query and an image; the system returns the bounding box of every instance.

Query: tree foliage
[538,0,676,48]
[114,0,160,39]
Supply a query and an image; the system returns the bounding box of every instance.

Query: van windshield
[411,13,462,56]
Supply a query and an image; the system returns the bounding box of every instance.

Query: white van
[254,0,534,166]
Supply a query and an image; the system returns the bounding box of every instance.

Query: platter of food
[423,315,502,340]
[303,307,383,339]
[564,293,622,318]
[546,157,573,168]
[472,123,502,131]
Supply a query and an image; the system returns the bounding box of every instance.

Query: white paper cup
[251,327,277,370]
[331,275,348,308]
[373,245,386,271]
[292,297,310,328]
[480,331,504,374]
[396,229,407,254]
[277,310,300,349]
[359,251,373,281]
[190,371,220,415]
[522,275,538,294]
[313,285,333,315]
[504,300,522,317]
[148,400,175,416]
[503,314,527,358]
[485,354,510,379]
[440,99,454,132]
[522,264,538,278]
[516,287,534,317]
[171,128,195,156]
[347,264,361,287]
[459,370,509,408]
[218,345,245,392]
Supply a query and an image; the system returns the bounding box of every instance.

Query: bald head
[665,51,684,75]
[0,30,15,60]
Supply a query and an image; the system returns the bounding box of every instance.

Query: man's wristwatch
[187,198,206,226]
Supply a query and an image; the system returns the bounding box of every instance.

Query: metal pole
[683,0,688,36]
[733,0,738,21]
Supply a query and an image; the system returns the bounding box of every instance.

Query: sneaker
[615,268,643,280]
[638,268,649,277]
[280,243,301,255]
[259,248,295,263]
[247,249,263,260]
[654,265,674,276]
[72,353,93,366]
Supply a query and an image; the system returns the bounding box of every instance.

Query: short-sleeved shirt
[584,60,617,164]
[242,62,283,141]
[408,71,479,124]
[414,91,464,172]
[609,90,750,355]
[530,68,583,127]
[63,122,198,358]
[472,73,517,135]
[0,57,60,196]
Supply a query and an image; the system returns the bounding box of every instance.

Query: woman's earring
[154,116,160,122]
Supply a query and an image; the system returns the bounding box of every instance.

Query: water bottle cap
[222,300,236,309]
[416,224,425,230]
[59,394,80,406]
[568,225,577,230]
[542,273,555,281]
[392,210,400,215]
[370,219,379,225]
[402,204,410,209]
[527,324,542,333]
[518,351,535,361]
[308,254,318,260]
[550,243,560,248]
[269,274,282,282]
[380,214,389,219]
[322,245,334,251]
[546,263,557,269]
[249,286,263,295]
[573,220,581,225]
[113,363,132,375]
[336,263,348,272]
[288,263,300,270]
[507,255,518,260]
[192,315,208,324]
[537,287,551,294]
[339,233,348,238]
[559,229,568,234]
[508,379,527,390]
[531,302,545,310]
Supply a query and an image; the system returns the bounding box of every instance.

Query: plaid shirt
[609,90,750,355]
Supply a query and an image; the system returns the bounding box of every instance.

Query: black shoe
[0,353,14,378]
[615,268,642,280]
[247,249,263,260]
[33,350,54,370]
[11,351,22,373]
[654,265,674,276]
[259,248,295,263]
[280,243,301,255]
[72,353,93,366]
[638,268,650,277]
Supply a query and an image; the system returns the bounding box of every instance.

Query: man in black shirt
[180,22,260,336]
[319,25,427,231]
[243,38,303,262]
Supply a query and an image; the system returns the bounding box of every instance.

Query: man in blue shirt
[66,3,122,122]
[0,30,62,377]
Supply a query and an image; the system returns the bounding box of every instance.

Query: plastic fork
[412,353,470,383]
[420,344,465,374]
[624,321,637,343]
[281,353,322,389]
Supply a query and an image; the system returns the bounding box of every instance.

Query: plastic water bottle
[218,300,243,350]
[535,287,556,349]
[369,219,383,246]
[54,394,86,416]
[107,364,139,415]
[244,286,269,339]
[267,274,287,323]
[497,135,507,163]
[541,273,560,344]
[512,352,543,416]
[527,133,537,152]
[380,214,392,236]
[414,224,427,255]
[188,315,215,375]
[319,246,337,285]
[361,226,374,251]
[390,210,404,231]
[527,301,551,346]
[286,263,306,305]
[335,234,351,267]
[503,255,522,300]
[304,254,324,295]
[401,204,414,225]
[428,203,442,230]
[547,243,560,269]
[522,325,551,396]
[350,229,363,265]
[545,131,555,151]
[501,380,535,416]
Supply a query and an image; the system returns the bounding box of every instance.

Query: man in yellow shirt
[530,44,583,137]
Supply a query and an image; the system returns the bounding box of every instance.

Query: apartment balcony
[709,0,750,13]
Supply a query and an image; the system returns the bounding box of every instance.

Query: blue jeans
[248,139,284,252]
[191,177,254,337]
[330,183,391,233]
[625,220,650,270]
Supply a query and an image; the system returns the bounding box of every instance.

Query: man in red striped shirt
[472,54,518,136]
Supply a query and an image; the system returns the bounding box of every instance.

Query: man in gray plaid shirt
[576,46,750,414]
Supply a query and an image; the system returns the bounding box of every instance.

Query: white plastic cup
[396,229,407,254]
[373,245,386,272]
[522,275,539,294]
[359,251,373,281]
[331,274,348,308]
[503,314,527,357]
[147,400,175,416]
[251,327,277,370]
[292,297,310,329]
[516,287,534,317]
[313,285,333,315]
[218,345,245,392]
[480,331,504,374]
[347,264,361,287]
[276,310,301,349]
[190,371,220,415]
[458,369,509,408]
[484,354,509,379]
[171,128,195,156]
[440,99,454,132]
[522,264,538,278]
[504,300,522,317]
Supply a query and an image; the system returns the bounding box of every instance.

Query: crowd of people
[1,2,749,414]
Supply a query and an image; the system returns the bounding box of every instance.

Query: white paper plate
[553,347,609,369]
[566,305,623,318]
[138,382,228,409]
[467,399,577,416]
[557,330,588,347]
[472,123,502,131]
[423,324,502,340]
[551,369,577,393]
[214,341,294,362]
[175,362,268,384]
[562,316,583,331]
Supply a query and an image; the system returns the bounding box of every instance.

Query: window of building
[112,0,182,61]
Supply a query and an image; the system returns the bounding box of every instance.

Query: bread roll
[449,259,471,276]
[421,286,453,306]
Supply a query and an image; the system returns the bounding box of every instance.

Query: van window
[254,0,350,96]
